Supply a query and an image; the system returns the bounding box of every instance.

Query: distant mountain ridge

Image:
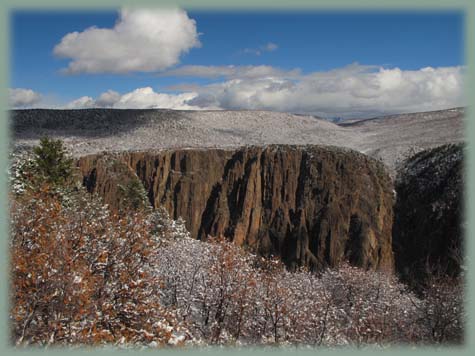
[11,107,464,174]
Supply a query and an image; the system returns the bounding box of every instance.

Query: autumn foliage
[10,184,191,346]
[9,145,464,348]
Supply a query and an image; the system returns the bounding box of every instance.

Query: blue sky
[9,9,464,117]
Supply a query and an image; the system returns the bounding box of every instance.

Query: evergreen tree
[118,178,149,211]
[33,137,73,185]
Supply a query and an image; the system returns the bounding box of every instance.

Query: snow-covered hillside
[11,107,464,173]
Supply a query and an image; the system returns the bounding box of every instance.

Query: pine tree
[33,137,73,186]
[118,178,149,211]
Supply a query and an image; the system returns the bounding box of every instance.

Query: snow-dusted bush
[9,152,464,348]
[10,183,192,347]
[9,151,37,195]
[414,271,464,344]
[148,208,190,240]
[153,237,463,346]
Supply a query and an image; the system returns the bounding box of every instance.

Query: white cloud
[186,64,465,117]
[64,87,211,110]
[9,88,42,108]
[95,90,121,107]
[53,8,201,74]
[64,96,95,109]
[109,87,199,109]
[18,64,464,118]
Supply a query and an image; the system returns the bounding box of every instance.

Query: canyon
[11,108,465,275]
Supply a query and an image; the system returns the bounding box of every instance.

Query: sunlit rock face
[78,145,395,272]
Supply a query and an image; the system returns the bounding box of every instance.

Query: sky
[9,9,464,118]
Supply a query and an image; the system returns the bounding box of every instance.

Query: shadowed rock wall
[392,144,464,280]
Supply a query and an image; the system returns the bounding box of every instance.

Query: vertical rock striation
[78,145,394,271]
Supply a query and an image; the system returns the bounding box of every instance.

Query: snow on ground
[12,107,464,174]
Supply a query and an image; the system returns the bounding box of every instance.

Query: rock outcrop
[78,145,394,271]
[392,144,464,280]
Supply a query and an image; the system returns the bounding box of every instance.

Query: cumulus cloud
[64,87,211,110]
[64,96,96,109]
[185,64,465,117]
[108,87,200,109]
[95,90,121,107]
[24,64,464,118]
[9,88,42,108]
[53,8,201,74]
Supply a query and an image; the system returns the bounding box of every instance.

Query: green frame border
[1,0,473,355]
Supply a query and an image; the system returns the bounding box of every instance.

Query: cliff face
[393,144,464,280]
[78,145,394,271]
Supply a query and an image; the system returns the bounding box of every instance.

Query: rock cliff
[78,145,394,271]
[392,144,464,280]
